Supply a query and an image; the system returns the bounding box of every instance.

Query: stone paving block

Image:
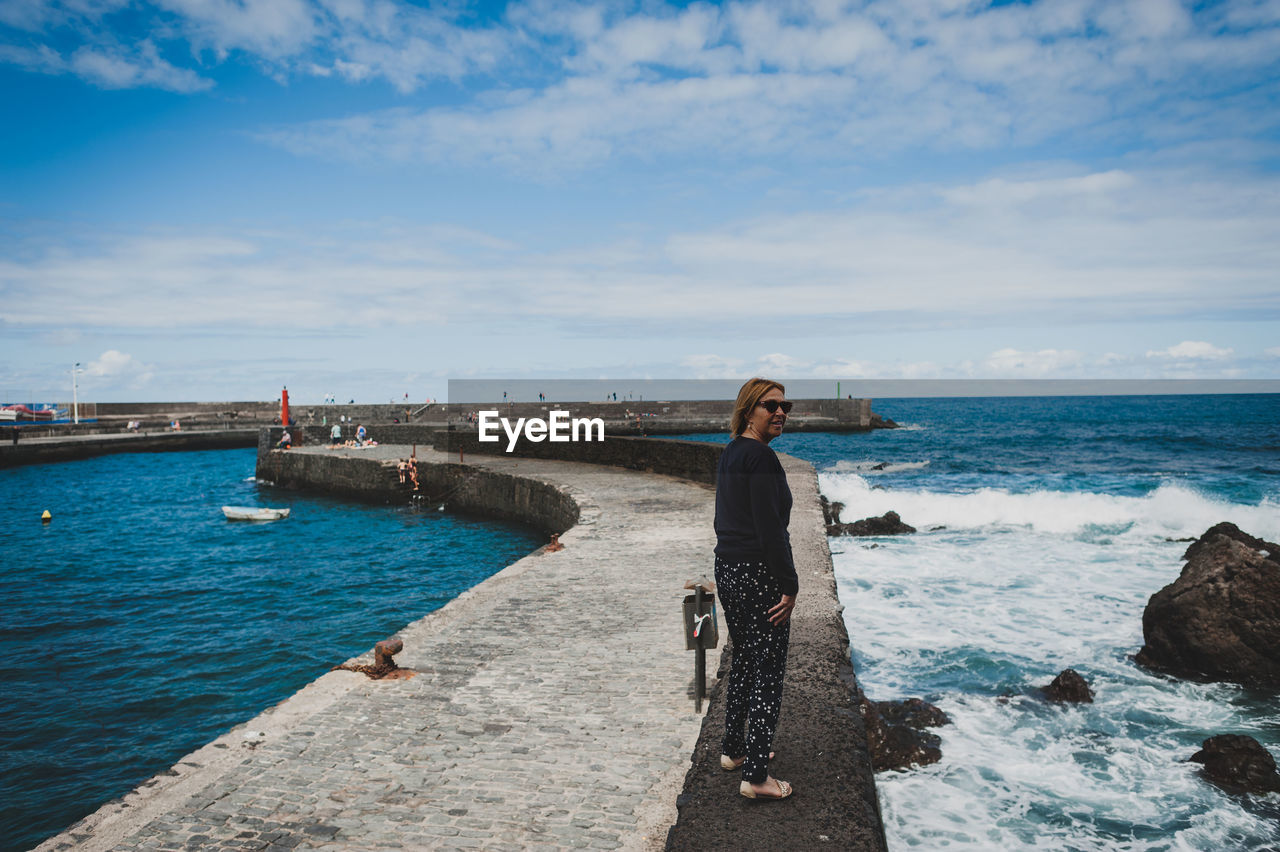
[38,451,728,852]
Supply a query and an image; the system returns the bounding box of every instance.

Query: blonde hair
[730,377,785,437]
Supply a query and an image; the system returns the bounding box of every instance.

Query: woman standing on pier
[714,377,797,800]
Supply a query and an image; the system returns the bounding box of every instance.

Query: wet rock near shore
[819,496,844,526]
[1182,522,1280,565]
[1040,668,1094,703]
[1190,734,1280,796]
[1136,524,1280,688]
[828,510,917,537]
[859,696,949,772]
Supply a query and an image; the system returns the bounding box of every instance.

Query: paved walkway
[40,450,719,852]
[666,455,886,850]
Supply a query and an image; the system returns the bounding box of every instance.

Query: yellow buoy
[41,510,52,523]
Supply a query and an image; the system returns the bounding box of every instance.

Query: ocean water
[677,393,1279,849]
[0,448,543,852]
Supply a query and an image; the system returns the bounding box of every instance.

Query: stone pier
[38,440,884,851]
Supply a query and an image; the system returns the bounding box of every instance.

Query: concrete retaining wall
[255,436,580,535]
[259,427,726,488]
[0,429,258,469]
[432,430,723,485]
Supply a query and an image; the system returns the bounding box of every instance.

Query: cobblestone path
[40,452,717,852]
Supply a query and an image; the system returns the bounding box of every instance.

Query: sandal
[720,751,775,771]
[739,778,792,800]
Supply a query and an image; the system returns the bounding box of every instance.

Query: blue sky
[2,0,1278,403]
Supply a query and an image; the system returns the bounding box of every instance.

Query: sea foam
[825,474,1280,850]
[819,473,1280,540]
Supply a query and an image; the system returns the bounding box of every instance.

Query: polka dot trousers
[714,556,791,784]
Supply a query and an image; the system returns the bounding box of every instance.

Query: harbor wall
[0,429,258,469]
[255,431,581,534]
[259,427,724,487]
[251,435,887,848]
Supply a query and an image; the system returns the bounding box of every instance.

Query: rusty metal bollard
[373,637,403,670]
[333,636,413,679]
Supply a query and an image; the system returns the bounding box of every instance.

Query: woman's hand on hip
[767,594,796,626]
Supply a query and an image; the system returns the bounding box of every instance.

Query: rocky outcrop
[828,511,917,537]
[859,696,949,771]
[1041,668,1094,703]
[819,495,845,526]
[1135,525,1280,688]
[1183,522,1279,565]
[1190,734,1280,795]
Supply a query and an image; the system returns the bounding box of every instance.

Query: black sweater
[713,436,798,596]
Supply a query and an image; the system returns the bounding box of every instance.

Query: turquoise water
[685,393,1280,849]
[0,449,543,852]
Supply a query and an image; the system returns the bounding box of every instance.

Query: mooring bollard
[374,637,403,670]
[333,636,411,679]
[682,578,718,712]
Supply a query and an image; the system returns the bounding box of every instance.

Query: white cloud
[5,0,1278,167]
[1266,346,1280,358]
[259,70,859,170]
[680,354,746,379]
[1145,340,1234,360]
[982,348,1085,376]
[2,165,1277,338]
[154,0,322,60]
[756,352,809,375]
[85,349,138,376]
[256,0,1280,169]
[70,40,214,91]
[0,39,213,92]
[84,350,155,387]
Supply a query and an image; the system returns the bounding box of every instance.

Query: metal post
[72,362,81,424]
[694,585,706,712]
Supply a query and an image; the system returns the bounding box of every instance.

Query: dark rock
[875,697,949,728]
[1190,734,1280,795]
[1136,530,1280,688]
[1041,668,1094,703]
[819,495,845,526]
[859,696,949,771]
[1183,522,1280,566]
[828,511,916,537]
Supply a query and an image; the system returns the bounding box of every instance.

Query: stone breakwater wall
[254,431,887,849]
[34,430,883,850]
[261,428,724,487]
[0,429,258,469]
[441,397,874,431]
[433,431,723,485]
[256,432,579,535]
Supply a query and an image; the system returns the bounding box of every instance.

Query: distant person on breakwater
[276,429,291,450]
[330,423,341,443]
[356,423,367,443]
[713,377,797,801]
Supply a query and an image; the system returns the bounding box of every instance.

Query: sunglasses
[757,399,793,414]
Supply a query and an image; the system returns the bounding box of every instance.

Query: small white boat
[222,506,290,521]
